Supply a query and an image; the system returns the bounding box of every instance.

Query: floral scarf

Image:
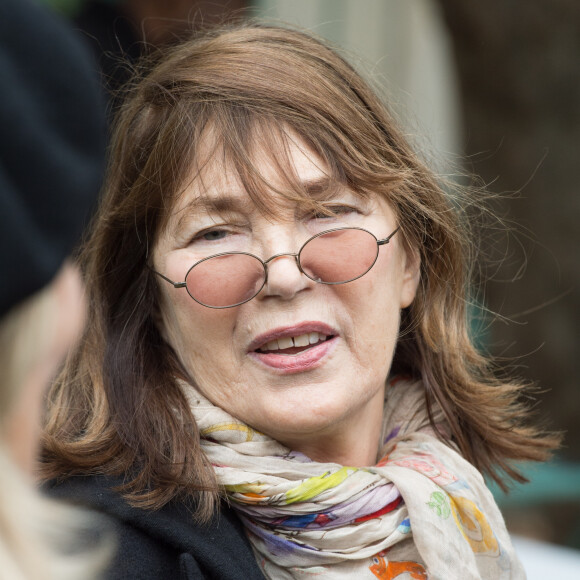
[182,377,525,579]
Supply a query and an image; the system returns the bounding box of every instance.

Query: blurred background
[40,0,580,570]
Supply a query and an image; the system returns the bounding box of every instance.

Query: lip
[247,321,339,374]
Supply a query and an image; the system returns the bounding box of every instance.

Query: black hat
[0,0,106,318]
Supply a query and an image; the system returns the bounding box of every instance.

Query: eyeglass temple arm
[377,226,400,246]
[149,267,187,289]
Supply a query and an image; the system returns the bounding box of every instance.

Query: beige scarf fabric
[183,377,525,579]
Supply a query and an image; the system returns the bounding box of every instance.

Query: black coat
[44,475,266,580]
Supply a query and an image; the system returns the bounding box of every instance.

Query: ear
[399,245,421,309]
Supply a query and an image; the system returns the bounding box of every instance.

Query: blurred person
[0,267,107,580]
[0,0,110,577]
[42,21,559,579]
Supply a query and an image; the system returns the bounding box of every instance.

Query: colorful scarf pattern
[183,377,525,579]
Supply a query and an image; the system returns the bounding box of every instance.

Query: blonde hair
[0,285,111,579]
[0,281,58,408]
[43,21,558,522]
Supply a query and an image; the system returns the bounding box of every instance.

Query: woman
[42,22,557,579]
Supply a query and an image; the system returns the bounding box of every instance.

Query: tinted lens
[185,253,266,308]
[299,228,378,284]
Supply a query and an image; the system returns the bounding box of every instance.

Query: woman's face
[153,136,420,465]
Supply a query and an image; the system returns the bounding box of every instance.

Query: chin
[252,399,355,439]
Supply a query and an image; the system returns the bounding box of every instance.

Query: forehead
[169,129,337,222]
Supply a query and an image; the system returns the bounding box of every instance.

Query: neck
[279,388,385,467]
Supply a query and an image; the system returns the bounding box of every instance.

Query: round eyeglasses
[151,226,400,309]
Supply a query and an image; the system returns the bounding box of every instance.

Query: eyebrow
[173,176,342,231]
[174,194,254,231]
[182,194,254,215]
[302,176,335,198]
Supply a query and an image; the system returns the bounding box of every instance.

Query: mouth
[248,323,338,373]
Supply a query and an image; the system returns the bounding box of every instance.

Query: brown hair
[41,21,558,520]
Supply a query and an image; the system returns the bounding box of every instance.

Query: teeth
[293,334,310,347]
[258,332,328,352]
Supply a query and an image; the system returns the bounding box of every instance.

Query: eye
[186,224,249,254]
[198,229,228,241]
[188,226,236,246]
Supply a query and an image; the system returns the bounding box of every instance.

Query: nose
[261,251,312,301]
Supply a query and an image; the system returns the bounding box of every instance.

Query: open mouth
[249,323,338,372]
[249,322,339,374]
[256,332,333,355]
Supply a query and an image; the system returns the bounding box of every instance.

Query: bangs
[169,104,400,226]
[126,23,418,245]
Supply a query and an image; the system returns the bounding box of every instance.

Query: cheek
[362,300,401,362]
[343,260,404,356]
[159,291,237,380]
